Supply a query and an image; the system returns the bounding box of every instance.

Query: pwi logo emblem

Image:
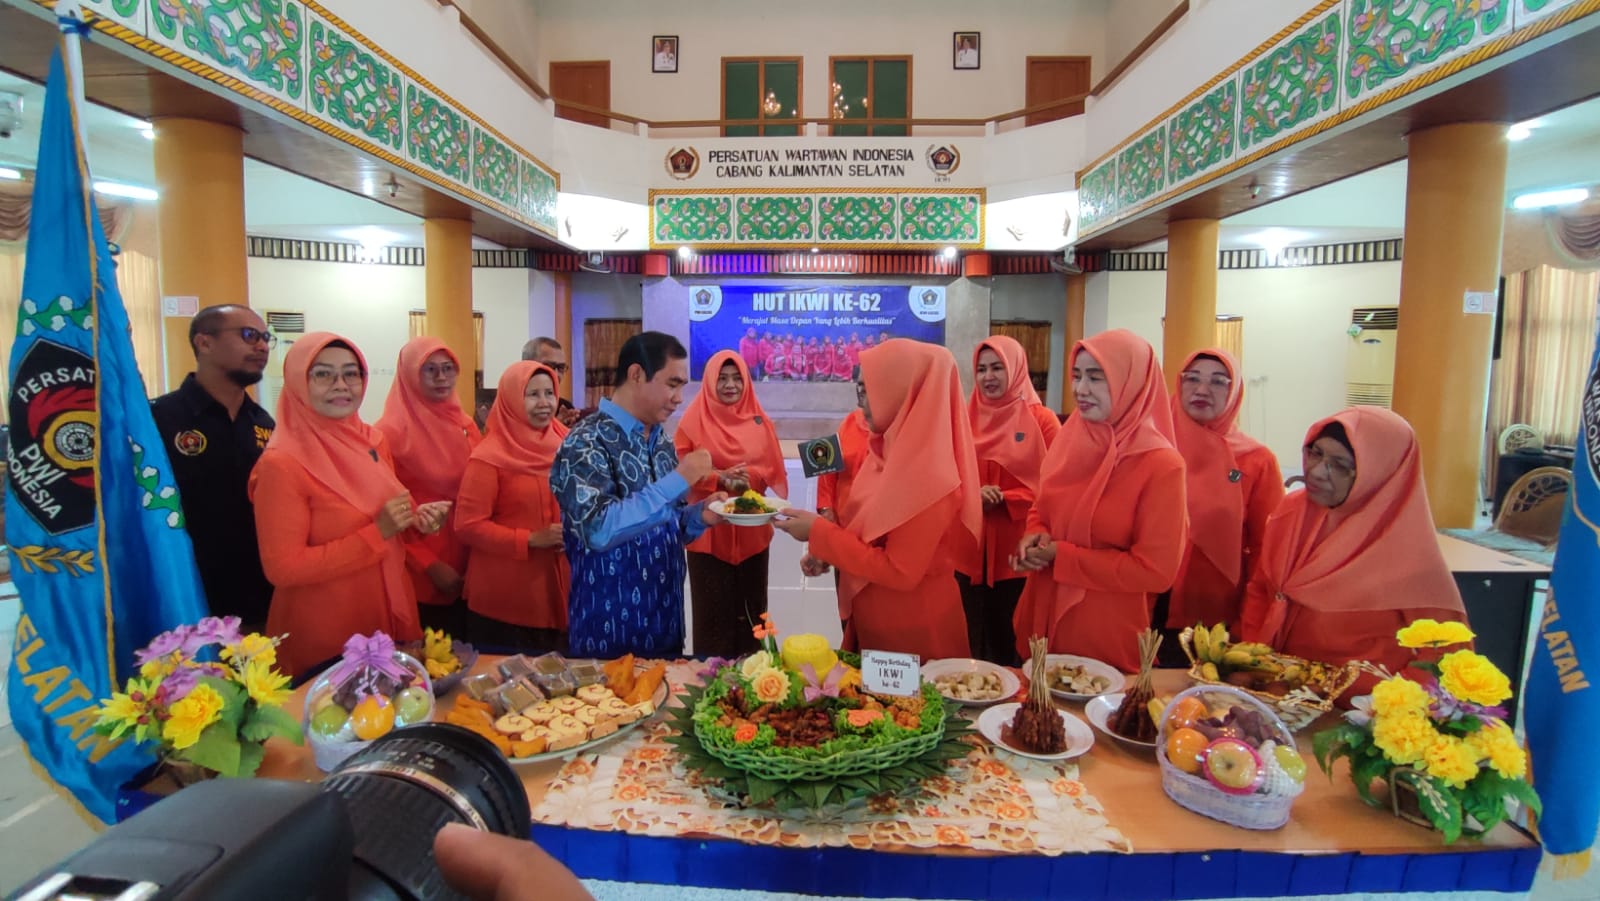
[926,144,961,181]
[665,147,700,180]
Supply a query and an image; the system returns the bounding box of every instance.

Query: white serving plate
[976,702,1095,761]
[922,658,1021,707]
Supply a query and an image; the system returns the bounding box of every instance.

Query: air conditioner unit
[1345,306,1398,408]
[260,310,306,415]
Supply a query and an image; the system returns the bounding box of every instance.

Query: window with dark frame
[721,57,803,137]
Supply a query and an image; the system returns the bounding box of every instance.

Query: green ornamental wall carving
[1116,127,1166,209]
[406,83,471,184]
[150,0,305,104]
[308,16,402,150]
[1239,11,1341,150]
[652,192,981,247]
[1168,81,1236,184]
[1346,0,1511,102]
[736,196,814,242]
[818,196,897,242]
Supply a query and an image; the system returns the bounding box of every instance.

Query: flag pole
[55,0,91,167]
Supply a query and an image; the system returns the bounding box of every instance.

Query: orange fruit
[1166,727,1209,775]
[350,695,396,741]
[1166,696,1209,732]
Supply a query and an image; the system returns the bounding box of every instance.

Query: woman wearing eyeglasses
[251,333,450,676]
[1160,349,1283,649]
[963,336,1061,666]
[377,337,483,635]
[674,351,788,657]
[454,362,571,653]
[1240,408,1467,685]
[1010,330,1188,673]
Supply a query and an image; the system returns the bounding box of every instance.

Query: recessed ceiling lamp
[1512,187,1589,210]
[1506,118,1540,142]
[677,246,692,258]
[941,246,957,259]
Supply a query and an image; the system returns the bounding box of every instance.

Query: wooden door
[1025,56,1091,125]
[551,61,611,128]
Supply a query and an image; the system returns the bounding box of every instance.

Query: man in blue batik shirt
[552,331,728,656]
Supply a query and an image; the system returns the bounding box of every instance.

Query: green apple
[311,703,349,738]
[395,686,432,724]
[1272,743,1307,783]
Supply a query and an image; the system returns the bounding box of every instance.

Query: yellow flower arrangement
[1437,650,1512,707]
[1313,621,1540,842]
[94,617,303,779]
[1396,619,1477,649]
[162,683,225,751]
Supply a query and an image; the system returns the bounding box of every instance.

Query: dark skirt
[465,608,568,657]
[687,549,770,659]
[957,574,1024,667]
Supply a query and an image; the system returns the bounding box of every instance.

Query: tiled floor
[1,591,1595,899]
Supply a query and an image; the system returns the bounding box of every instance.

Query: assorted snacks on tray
[444,651,666,759]
[933,669,1006,701]
[1047,662,1114,696]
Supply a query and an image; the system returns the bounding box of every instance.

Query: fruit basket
[1156,684,1306,830]
[304,635,434,772]
[1180,625,1359,731]
[400,628,479,697]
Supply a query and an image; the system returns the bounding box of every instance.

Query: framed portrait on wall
[953,32,980,70]
[653,35,679,73]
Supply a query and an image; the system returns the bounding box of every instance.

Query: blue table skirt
[530,824,1541,900]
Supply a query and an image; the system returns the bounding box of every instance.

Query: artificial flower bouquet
[1312,620,1541,842]
[95,616,302,780]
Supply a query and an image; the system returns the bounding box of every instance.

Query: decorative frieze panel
[1167,80,1237,187]
[1239,10,1341,152]
[1345,0,1512,105]
[306,11,402,151]
[148,0,306,108]
[651,191,984,248]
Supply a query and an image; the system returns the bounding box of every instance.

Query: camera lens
[322,723,530,900]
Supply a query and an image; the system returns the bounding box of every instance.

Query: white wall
[534,0,1110,127]
[245,259,542,420]
[1104,0,1185,68]
[317,0,555,159]
[991,274,1068,410]
[1086,261,1405,466]
[1084,0,1311,161]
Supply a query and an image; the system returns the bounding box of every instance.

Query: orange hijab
[675,351,789,499]
[376,337,479,500]
[838,340,983,610]
[1253,408,1464,635]
[968,335,1049,493]
[1023,330,1174,631]
[471,362,568,477]
[257,332,418,635]
[1170,348,1266,583]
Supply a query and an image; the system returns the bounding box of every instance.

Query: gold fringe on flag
[1551,850,1592,880]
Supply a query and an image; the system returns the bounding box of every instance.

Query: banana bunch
[422,628,462,679]
[1189,622,1291,682]
[1188,622,1230,680]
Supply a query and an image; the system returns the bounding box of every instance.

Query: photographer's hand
[434,823,594,901]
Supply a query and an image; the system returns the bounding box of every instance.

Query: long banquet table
[259,659,1539,900]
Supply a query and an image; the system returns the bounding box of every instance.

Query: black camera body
[9,724,530,901]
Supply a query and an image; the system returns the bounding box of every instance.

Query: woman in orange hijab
[1160,349,1284,646]
[251,333,447,676]
[776,340,983,660]
[376,337,482,634]
[1011,330,1188,673]
[964,336,1062,665]
[674,351,789,657]
[454,362,571,653]
[1240,408,1467,682]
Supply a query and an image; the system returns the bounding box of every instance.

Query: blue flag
[1525,310,1600,865]
[5,48,208,822]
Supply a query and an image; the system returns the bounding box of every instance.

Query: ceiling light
[1512,187,1589,210]
[677,246,692,258]
[140,127,154,140]
[338,226,403,246]
[0,167,22,180]
[1506,118,1541,142]
[810,246,820,254]
[92,180,157,200]
[941,246,958,259]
